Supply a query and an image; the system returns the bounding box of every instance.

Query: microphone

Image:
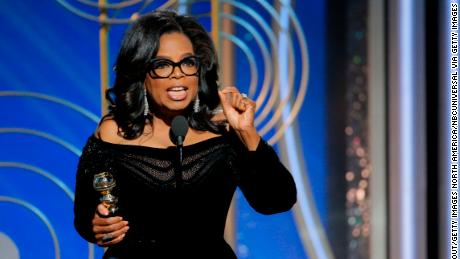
[169,115,189,147]
[169,115,189,190]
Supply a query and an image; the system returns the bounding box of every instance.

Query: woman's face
[145,32,199,117]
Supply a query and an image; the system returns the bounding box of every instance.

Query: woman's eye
[153,61,170,69]
[183,58,197,67]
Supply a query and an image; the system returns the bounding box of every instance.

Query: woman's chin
[156,103,191,117]
[170,102,192,111]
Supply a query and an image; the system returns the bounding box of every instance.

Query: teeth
[168,87,186,91]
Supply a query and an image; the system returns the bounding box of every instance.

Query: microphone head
[170,115,189,146]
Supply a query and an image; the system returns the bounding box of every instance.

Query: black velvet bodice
[74,132,297,258]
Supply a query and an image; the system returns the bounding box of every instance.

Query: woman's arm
[217,86,297,214]
[73,135,129,246]
[230,134,297,215]
[73,137,103,243]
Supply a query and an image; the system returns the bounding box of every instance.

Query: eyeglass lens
[150,56,199,78]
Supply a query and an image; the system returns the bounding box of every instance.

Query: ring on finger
[102,233,113,242]
[241,93,248,99]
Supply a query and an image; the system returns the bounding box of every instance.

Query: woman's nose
[170,66,184,78]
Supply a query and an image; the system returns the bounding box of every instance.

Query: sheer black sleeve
[229,134,297,215]
[73,136,112,243]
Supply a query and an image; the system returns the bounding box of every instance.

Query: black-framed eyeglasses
[149,56,200,79]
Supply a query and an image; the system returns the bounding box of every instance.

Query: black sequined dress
[74,132,297,258]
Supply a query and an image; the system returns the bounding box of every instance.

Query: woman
[74,10,297,258]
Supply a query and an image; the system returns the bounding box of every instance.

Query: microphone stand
[170,115,188,191]
[175,136,184,190]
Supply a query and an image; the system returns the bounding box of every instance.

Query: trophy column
[93,171,118,215]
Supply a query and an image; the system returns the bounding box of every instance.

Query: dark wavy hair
[106,10,225,139]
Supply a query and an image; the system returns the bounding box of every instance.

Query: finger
[93,213,124,226]
[100,233,114,243]
[236,101,245,112]
[98,233,127,247]
[222,91,244,111]
[218,87,250,114]
[93,204,122,224]
[218,91,233,113]
[229,92,240,109]
[106,233,127,246]
[245,98,256,112]
[237,97,248,112]
[220,86,249,103]
[219,86,240,95]
[97,203,110,217]
[219,86,242,105]
[93,220,129,234]
[237,94,255,113]
[95,225,129,242]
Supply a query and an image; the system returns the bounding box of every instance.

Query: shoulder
[95,117,123,144]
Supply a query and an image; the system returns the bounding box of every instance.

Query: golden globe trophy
[93,172,118,215]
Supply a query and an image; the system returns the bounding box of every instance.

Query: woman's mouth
[167,86,188,101]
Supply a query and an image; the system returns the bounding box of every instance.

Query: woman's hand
[218,86,260,150]
[92,203,129,246]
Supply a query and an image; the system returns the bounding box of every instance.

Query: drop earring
[193,95,200,113]
[144,88,149,116]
